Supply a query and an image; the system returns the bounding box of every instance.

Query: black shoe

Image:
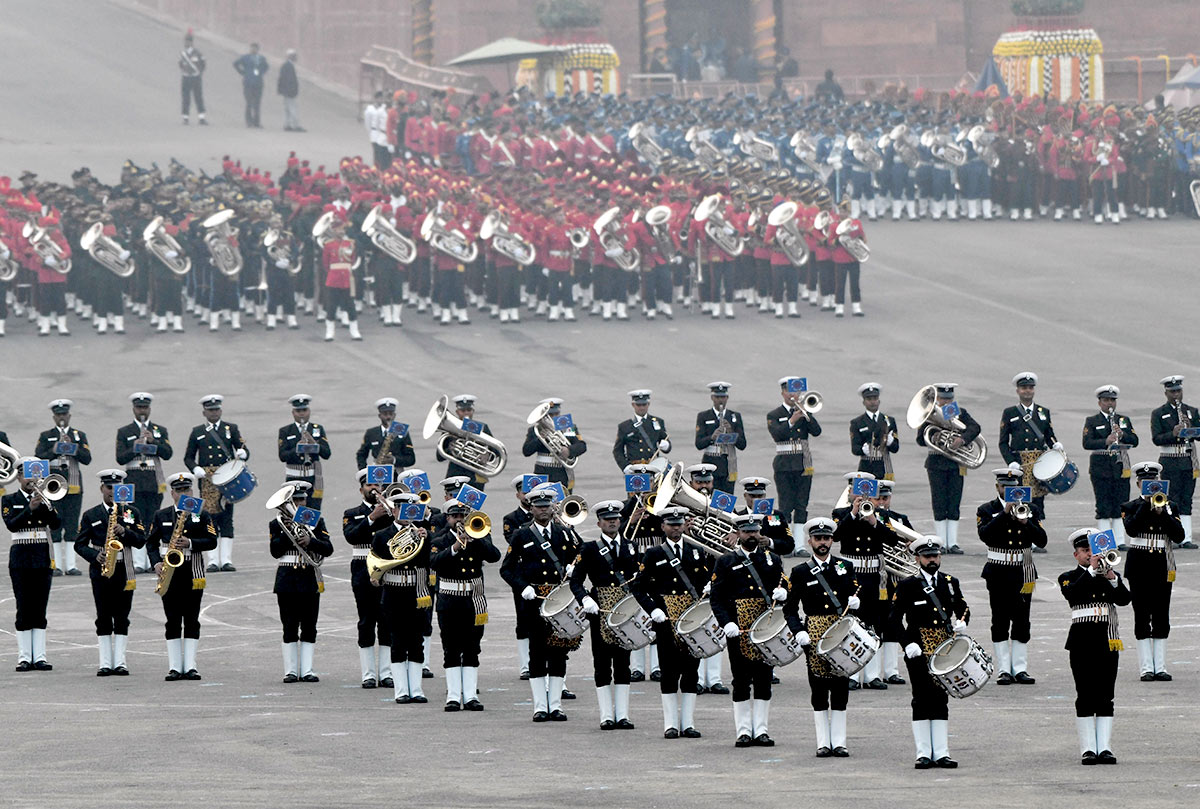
[771,674,780,684]
[649,670,661,682]
[444,700,461,712]
[207,564,219,573]
[519,670,530,680]
[600,719,615,730]
[833,746,850,757]
[865,678,888,690]
[629,670,645,682]
[301,674,319,683]
[753,733,775,747]
[1154,671,1173,681]
[1097,750,1117,764]
[914,757,933,769]
[464,699,484,711]
[615,718,635,730]
[422,667,433,679]
[815,746,833,758]
[708,684,729,695]
[15,661,33,672]
[409,695,428,703]
[561,688,576,700]
[1014,671,1036,684]
[532,710,549,722]
[885,674,907,685]
[362,678,378,689]
[198,118,208,125]
[696,685,709,694]
[1032,546,1047,554]
[52,569,63,577]
[997,672,1016,685]
[682,727,702,738]
[283,673,299,683]
[184,669,201,681]
[735,734,753,748]
[1179,541,1198,549]
[66,568,82,576]
[395,694,411,704]
[220,563,237,572]
[935,756,958,769]
[33,661,52,671]
[847,679,861,691]
[548,709,568,721]
[663,728,679,739]
[112,665,129,676]
[293,127,306,133]
[380,677,393,688]
[1081,751,1099,765]
[945,545,963,555]
[164,670,182,682]
[1140,672,1156,682]
[97,668,113,677]
[134,566,150,574]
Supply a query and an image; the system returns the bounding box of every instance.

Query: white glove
[1098,155,1109,166]
[234,448,248,460]
[520,585,537,601]
[861,442,871,455]
[797,631,811,646]
[44,256,58,267]
[118,249,131,261]
[657,439,670,452]
[604,247,624,259]
[541,267,550,277]
[0,244,10,260]
[847,595,861,611]
[904,642,922,659]
[772,586,788,603]
[650,608,668,624]
[404,150,412,160]
[952,619,967,633]
[191,465,206,478]
[581,596,600,615]
[165,249,179,259]
[564,563,575,579]
[1008,461,1022,473]
[387,144,395,154]
[275,258,290,269]
[701,581,711,597]
[1052,441,1064,451]
[723,622,741,639]
[671,255,683,265]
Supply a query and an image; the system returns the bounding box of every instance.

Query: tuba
[0,440,21,486]
[790,130,824,175]
[906,385,988,468]
[201,209,243,277]
[593,207,640,271]
[263,228,301,275]
[891,124,920,169]
[648,464,738,556]
[265,484,326,568]
[644,205,678,262]
[312,210,334,248]
[847,133,884,172]
[479,210,536,266]
[80,222,135,278]
[629,122,668,167]
[142,216,191,276]
[0,237,19,282]
[526,402,578,470]
[693,194,744,258]
[366,524,425,584]
[362,204,417,265]
[22,222,71,274]
[766,201,810,266]
[420,211,478,263]
[735,130,780,163]
[967,125,1001,169]
[835,218,870,263]
[421,395,508,478]
[931,133,967,167]
[686,126,724,169]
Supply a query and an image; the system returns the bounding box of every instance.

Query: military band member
[632,506,710,738]
[999,371,1062,523]
[1060,528,1132,765]
[430,499,501,711]
[437,394,495,488]
[875,478,911,682]
[4,457,63,671]
[35,399,92,575]
[569,500,640,729]
[695,382,746,494]
[321,214,363,341]
[1150,375,1200,548]
[522,398,587,491]
[115,392,173,573]
[342,468,394,689]
[768,376,822,539]
[710,513,788,747]
[976,468,1047,684]
[372,491,432,703]
[277,393,332,511]
[612,389,671,470]
[74,470,146,676]
[1122,462,1184,681]
[355,397,417,472]
[849,382,899,481]
[833,472,891,689]
[678,462,729,694]
[503,474,535,679]
[892,536,970,769]
[784,518,859,757]
[918,383,981,554]
[184,394,249,572]
[619,463,664,557]
[1083,385,1138,549]
[147,472,216,681]
[0,430,11,497]
[736,476,796,556]
[271,481,333,683]
[500,484,579,722]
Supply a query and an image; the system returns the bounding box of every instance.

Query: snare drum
[539,584,587,640]
[748,608,802,668]
[1032,448,1078,495]
[928,634,993,699]
[675,600,726,658]
[211,459,257,503]
[815,615,880,678]
[606,594,655,651]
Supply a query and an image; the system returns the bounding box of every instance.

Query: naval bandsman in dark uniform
[695,382,746,494]
[342,467,394,689]
[999,371,1061,523]
[1150,375,1200,549]
[270,481,334,684]
[849,382,899,481]
[522,398,587,491]
[436,394,497,489]
[734,476,796,556]
[612,389,671,470]
[917,383,981,554]
[184,394,250,572]
[115,392,173,573]
[1082,385,1138,549]
[767,376,822,541]
[503,474,536,679]
[277,393,332,511]
[35,398,92,575]
[4,456,63,671]
[355,397,417,473]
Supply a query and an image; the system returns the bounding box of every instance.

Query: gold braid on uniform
[734,598,769,662]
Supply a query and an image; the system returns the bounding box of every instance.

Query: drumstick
[840,585,862,618]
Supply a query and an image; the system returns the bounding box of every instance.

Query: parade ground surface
[1,2,1199,807]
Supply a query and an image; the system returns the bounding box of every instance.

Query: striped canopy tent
[521,43,621,98]
[993,27,1104,101]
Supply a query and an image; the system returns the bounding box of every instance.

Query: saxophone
[155,510,188,595]
[375,422,395,467]
[100,504,123,578]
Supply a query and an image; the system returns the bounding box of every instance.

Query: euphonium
[80,222,135,278]
[479,210,536,266]
[693,194,744,258]
[263,228,301,275]
[846,132,884,172]
[932,134,967,167]
[644,205,678,262]
[0,440,20,487]
[628,122,667,166]
[366,524,424,584]
[142,216,191,276]
[422,395,508,477]
[789,130,824,175]
[882,517,923,578]
[100,504,123,579]
[967,125,1001,169]
[526,401,578,470]
[648,464,738,557]
[22,221,71,274]
[734,130,780,163]
[419,211,478,263]
[201,209,243,277]
[155,509,188,596]
[593,207,640,271]
[906,385,988,468]
[686,126,724,169]
[766,201,810,266]
[835,218,870,263]
[265,483,326,568]
[362,204,417,265]
[0,237,19,282]
[312,210,335,248]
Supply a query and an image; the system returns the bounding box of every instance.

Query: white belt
[285,464,316,476]
[775,441,808,454]
[1160,446,1191,457]
[535,453,563,467]
[842,554,880,572]
[1127,535,1168,551]
[383,568,420,586]
[352,545,371,559]
[438,578,474,595]
[124,460,158,470]
[548,250,569,258]
[703,447,728,456]
[1071,605,1110,621]
[278,553,300,565]
[13,529,50,541]
[864,449,886,461]
[987,549,1024,564]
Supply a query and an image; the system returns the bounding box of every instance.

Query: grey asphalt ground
[1,2,1198,807]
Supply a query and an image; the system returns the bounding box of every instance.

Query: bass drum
[748,608,802,668]
[1032,448,1079,495]
[675,600,726,658]
[211,459,257,503]
[539,584,587,640]
[605,594,655,651]
[815,615,880,678]
[928,634,993,699]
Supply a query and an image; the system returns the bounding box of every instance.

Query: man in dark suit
[1150,375,1200,549]
[1082,385,1138,550]
[999,371,1061,523]
[849,382,899,481]
[277,49,303,132]
[695,381,746,494]
[114,392,172,573]
[184,394,249,572]
[233,42,269,128]
[612,389,671,470]
[355,397,417,472]
[917,383,982,554]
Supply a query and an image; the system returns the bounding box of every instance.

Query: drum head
[1032,448,1066,480]
[929,636,971,674]
[542,586,574,613]
[607,596,639,625]
[677,602,711,633]
[211,460,243,486]
[816,617,851,654]
[749,609,785,642]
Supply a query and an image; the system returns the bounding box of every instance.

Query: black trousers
[51,492,82,543]
[927,466,964,520]
[855,573,883,634]
[771,263,799,303]
[1090,472,1128,520]
[437,595,484,667]
[857,458,887,480]
[181,75,205,114]
[728,642,773,701]
[372,143,392,171]
[1162,464,1195,516]
[276,591,320,643]
[243,82,263,126]
[325,287,356,322]
[641,264,671,309]
[712,472,734,495]
[707,261,734,303]
[382,585,424,663]
[654,624,698,694]
[161,572,203,639]
[10,567,52,630]
[807,671,850,711]
[1128,574,1171,639]
[546,271,571,306]
[833,261,861,304]
[351,568,390,647]
[904,652,949,720]
[1070,646,1118,716]
[90,573,134,635]
[986,580,1032,643]
[775,469,813,524]
[38,283,67,316]
[587,615,631,686]
[497,264,520,308]
[817,259,835,297]
[518,601,568,677]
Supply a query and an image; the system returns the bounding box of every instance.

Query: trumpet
[785,390,823,416]
[1095,547,1121,574]
[463,510,491,539]
[1012,502,1032,521]
[1149,491,1170,511]
[858,500,875,518]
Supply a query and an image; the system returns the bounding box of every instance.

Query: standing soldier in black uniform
[632,506,710,739]
[277,394,332,511]
[918,383,981,555]
[1122,462,1184,681]
[115,392,172,573]
[184,394,249,572]
[1150,375,1200,549]
[35,399,92,575]
[619,463,665,558]
[342,468,394,689]
[178,30,207,126]
[74,470,146,676]
[784,517,860,758]
[735,476,797,556]
[710,513,788,747]
[1082,385,1138,549]
[1060,528,1132,765]
[768,376,822,542]
[355,397,417,472]
[875,478,912,683]
[370,491,432,704]
[849,382,899,481]
[502,474,535,679]
[695,382,746,495]
[999,371,1063,527]
[500,484,580,722]
[436,394,497,489]
[570,500,641,730]
[832,477,892,690]
[270,482,333,684]
[523,398,587,492]
[891,536,970,769]
[430,500,502,711]
[4,457,62,671]
[976,468,1047,685]
[612,389,671,470]
[147,472,217,681]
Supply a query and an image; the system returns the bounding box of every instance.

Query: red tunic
[322,238,355,288]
